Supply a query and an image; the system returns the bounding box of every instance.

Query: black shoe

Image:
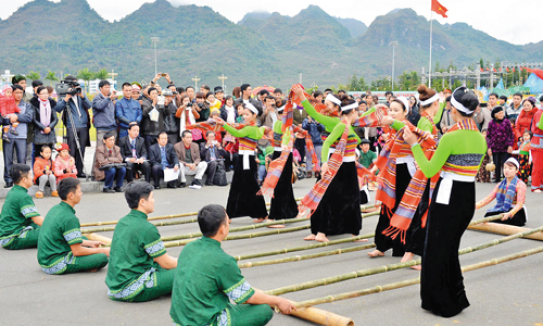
[179,182,187,188]
[154,185,161,190]
[114,187,124,192]
[205,182,213,186]
[4,181,13,188]
[2,136,10,143]
[167,183,177,189]
[103,187,115,193]
[9,128,18,136]
[77,174,86,179]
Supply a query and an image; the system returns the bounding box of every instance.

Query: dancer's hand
[321,162,329,175]
[291,85,306,102]
[213,116,226,126]
[403,127,417,146]
[381,116,394,126]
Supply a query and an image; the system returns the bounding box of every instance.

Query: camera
[187,102,192,108]
[55,77,82,99]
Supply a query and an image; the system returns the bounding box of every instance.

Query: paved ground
[1,178,542,326]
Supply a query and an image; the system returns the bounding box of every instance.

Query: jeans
[103,166,126,189]
[3,138,27,184]
[258,164,267,181]
[306,144,322,172]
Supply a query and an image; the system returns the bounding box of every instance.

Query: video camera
[55,76,82,99]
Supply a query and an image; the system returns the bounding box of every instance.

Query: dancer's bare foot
[303,234,316,241]
[267,224,285,229]
[535,189,542,193]
[411,265,422,270]
[296,211,309,219]
[401,252,414,263]
[253,217,268,223]
[352,235,369,242]
[315,233,329,242]
[362,207,379,213]
[367,250,385,258]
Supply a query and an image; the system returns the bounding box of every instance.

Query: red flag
[506,67,510,73]
[431,0,448,18]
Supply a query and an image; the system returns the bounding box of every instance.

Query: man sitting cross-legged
[0,164,44,250]
[106,182,178,302]
[170,204,295,326]
[38,178,110,274]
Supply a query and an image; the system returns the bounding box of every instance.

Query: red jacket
[515,108,537,142]
[33,157,53,183]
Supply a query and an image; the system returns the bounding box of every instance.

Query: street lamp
[218,74,228,91]
[390,41,398,91]
[151,37,160,76]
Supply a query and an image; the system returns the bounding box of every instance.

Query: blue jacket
[7,101,34,140]
[115,97,142,129]
[91,93,117,130]
[54,96,91,129]
[302,118,325,146]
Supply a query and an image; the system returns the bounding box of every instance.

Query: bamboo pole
[80,198,304,227]
[85,233,112,245]
[239,243,376,268]
[288,305,354,326]
[265,220,540,296]
[291,245,543,309]
[468,223,543,241]
[163,225,311,248]
[235,232,375,261]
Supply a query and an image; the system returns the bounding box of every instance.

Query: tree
[77,68,94,93]
[93,68,109,80]
[27,71,40,81]
[45,71,59,86]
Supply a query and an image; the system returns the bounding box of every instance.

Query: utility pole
[299,73,302,85]
[150,37,159,76]
[192,76,201,89]
[108,69,118,81]
[218,74,228,91]
[390,41,398,91]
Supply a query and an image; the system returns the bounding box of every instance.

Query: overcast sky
[3,0,541,45]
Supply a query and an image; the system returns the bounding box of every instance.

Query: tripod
[61,95,90,181]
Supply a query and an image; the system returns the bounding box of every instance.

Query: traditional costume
[530,108,543,191]
[515,140,531,184]
[0,185,41,250]
[411,88,487,317]
[38,202,108,274]
[476,158,527,227]
[105,210,174,302]
[170,237,272,326]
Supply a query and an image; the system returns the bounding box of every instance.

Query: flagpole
[428,10,433,87]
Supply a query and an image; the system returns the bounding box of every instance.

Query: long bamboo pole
[468,223,543,241]
[265,217,533,296]
[239,243,376,268]
[163,225,311,248]
[287,304,354,326]
[291,245,543,309]
[85,233,112,245]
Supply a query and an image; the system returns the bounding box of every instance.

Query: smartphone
[158,96,165,106]
[161,73,167,77]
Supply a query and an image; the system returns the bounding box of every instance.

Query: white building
[88,79,118,94]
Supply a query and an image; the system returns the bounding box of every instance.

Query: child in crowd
[513,130,532,184]
[33,145,58,199]
[476,158,527,226]
[0,85,20,142]
[54,143,77,182]
[476,129,491,183]
[302,115,324,178]
[255,145,267,186]
[486,106,514,183]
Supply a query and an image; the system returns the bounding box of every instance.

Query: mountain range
[0,0,542,91]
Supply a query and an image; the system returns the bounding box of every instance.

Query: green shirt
[359,150,377,168]
[38,201,83,274]
[0,185,40,245]
[170,237,255,326]
[105,209,167,300]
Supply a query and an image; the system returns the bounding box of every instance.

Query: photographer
[54,75,91,178]
[141,87,168,151]
[200,130,227,186]
[176,95,200,134]
[150,73,175,88]
[163,90,180,144]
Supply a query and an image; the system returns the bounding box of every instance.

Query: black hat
[491,106,504,120]
[360,139,371,145]
[214,86,224,94]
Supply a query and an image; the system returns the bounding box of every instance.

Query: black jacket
[233,98,263,116]
[141,97,169,136]
[148,142,179,168]
[219,104,238,122]
[119,136,148,161]
[163,102,179,134]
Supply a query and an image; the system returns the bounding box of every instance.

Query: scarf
[225,105,236,124]
[39,98,52,129]
[488,176,518,213]
[185,120,272,140]
[299,124,349,214]
[420,110,438,136]
[180,108,196,136]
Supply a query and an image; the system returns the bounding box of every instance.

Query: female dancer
[213,103,268,221]
[403,86,486,317]
[293,85,361,242]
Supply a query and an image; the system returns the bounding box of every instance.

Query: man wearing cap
[116,82,142,140]
[163,90,180,144]
[131,84,143,106]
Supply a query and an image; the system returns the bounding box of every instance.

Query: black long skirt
[421,177,473,317]
[374,163,411,256]
[405,179,431,256]
[269,152,298,220]
[226,155,267,219]
[484,208,527,227]
[310,161,361,236]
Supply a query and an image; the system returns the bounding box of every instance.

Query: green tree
[93,68,108,80]
[27,71,40,81]
[77,68,94,93]
[479,58,484,69]
[45,70,59,86]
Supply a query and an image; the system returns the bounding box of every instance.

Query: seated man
[0,164,44,250]
[149,131,180,189]
[38,178,110,274]
[170,204,295,326]
[174,130,207,189]
[119,122,151,183]
[106,182,178,302]
[200,130,227,186]
[92,131,126,193]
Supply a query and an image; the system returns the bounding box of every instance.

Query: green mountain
[0,1,541,91]
[334,17,367,38]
